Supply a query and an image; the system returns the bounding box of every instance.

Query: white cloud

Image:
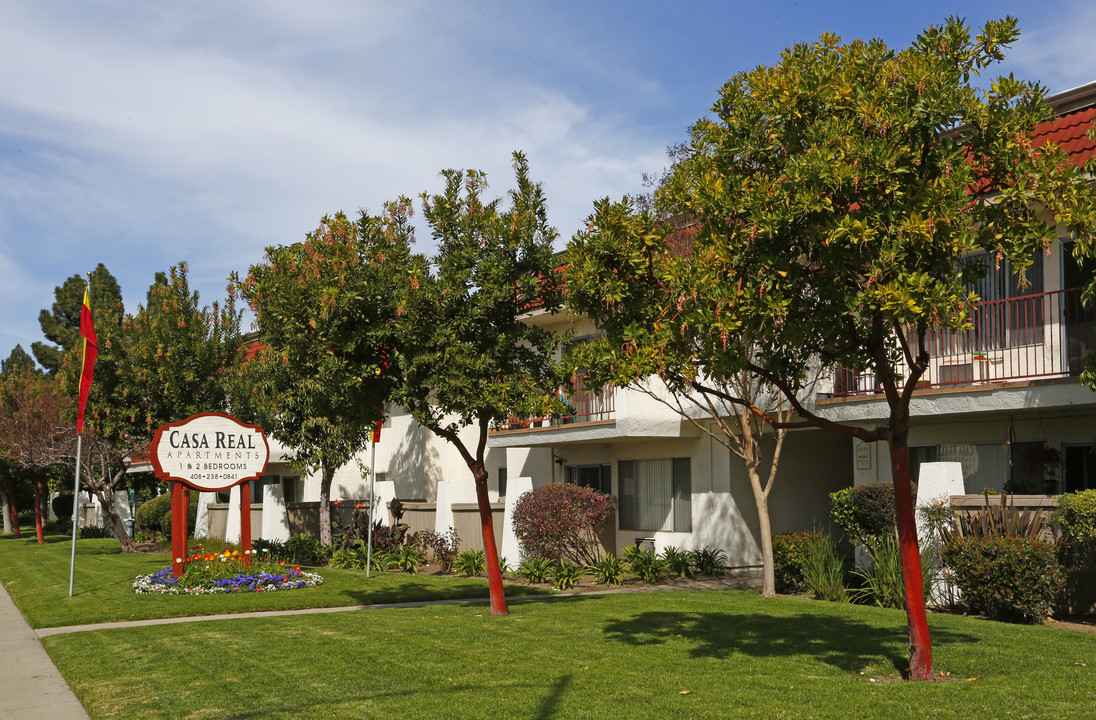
[1002,3,1096,93]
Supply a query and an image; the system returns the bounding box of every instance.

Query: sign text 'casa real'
[151,413,270,491]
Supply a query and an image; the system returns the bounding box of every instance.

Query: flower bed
[134,546,324,595]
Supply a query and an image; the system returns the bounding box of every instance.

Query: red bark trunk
[889,439,934,681]
[171,481,188,577]
[33,485,45,544]
[474,470,508,616]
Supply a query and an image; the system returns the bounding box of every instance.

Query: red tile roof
[1031,106,1096,167]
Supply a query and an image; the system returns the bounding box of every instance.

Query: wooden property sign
[150,413,269,576]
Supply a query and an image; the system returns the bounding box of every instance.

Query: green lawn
[0,534,543,628]
[40,591,1096,719]
[7,533,1096,719]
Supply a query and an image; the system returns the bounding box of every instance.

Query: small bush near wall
[772,531,819,594]
[511,483,611,566]
[134,492,198,535]
[830,483,917,547]
[941,535,1064,623]
[1055,489,1096,555]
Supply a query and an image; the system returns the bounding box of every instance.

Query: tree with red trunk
[0,365,70,543]
[394,153,565,615]
[567,17,1096,679]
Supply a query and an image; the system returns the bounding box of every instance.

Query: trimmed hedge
[941,535,1064,623]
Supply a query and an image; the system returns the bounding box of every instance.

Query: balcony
[492,372,615,433]
[831,287,1095,397]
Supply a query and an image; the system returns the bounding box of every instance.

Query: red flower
[295,566,302,571]
[333,500,341,505]
[279,560,286,566]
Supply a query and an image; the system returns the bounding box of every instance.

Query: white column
[113,493,132,521]
[500,476,533,564]
[915,462,965,544]
[225,485,242,544]
[92,494,104,527]
[434,480,455,535]
[194,492,215,539]
[372,480,396,525]
[261,483,291,542]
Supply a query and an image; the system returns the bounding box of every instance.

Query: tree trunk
[318,465,334,546]
[889,436,934,681]
[92,487,136,553]
[32,481,45,544]
[1,480,21,538]
[473,465,508,616]
[752,483,776,598]
[0,485,10,535]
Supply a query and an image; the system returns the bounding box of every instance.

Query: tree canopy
[567,16,1096,680]
[33,263,122,374]
[395,152,566,615]
[235,209,410,544]
[64,262,243,550]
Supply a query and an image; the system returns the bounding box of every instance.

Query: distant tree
[65,263,243,551]
[572,17,1096,680]
[394,152,566,616]
[33,264,122,373]
[2,345,37,376]
[0,367,70,542]
[235,210,408,546]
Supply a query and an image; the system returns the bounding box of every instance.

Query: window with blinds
[617,458,691,532]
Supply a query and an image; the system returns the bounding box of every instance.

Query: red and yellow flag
[77,287,97,435]
[371,420,382,443]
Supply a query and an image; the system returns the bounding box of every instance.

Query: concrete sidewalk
[0,582,90,719]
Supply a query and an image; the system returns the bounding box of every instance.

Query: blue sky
[2,0,1094,365]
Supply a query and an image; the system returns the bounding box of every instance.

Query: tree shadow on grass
[602,610,980,676]
[337,581,552,607]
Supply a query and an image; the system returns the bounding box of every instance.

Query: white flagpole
[69,274,91,598]
[68,435,82,597]
[365,435,376,578]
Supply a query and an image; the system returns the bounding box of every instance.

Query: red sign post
[150,413,270,576]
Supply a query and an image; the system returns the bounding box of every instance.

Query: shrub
[551,559,585,591]
[941,535,1064,623]
[511,482,611,565]
[830,482,916,547]
[454,549,487,577]
[415,528,461,573]
[689,547,728,577]
[78,525,113,539]
[518,557,554,583]
[661,546,694,579]
[590,555,624,586]
[392,544,426,573]
[849,536,934,609]
[51,493,75,523]
[627,548,666,584]
[802,533,849,603]
[1055,489,1096,555]
[134,491,198,535]
[772,531,818,594]
[286,533,329,566]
